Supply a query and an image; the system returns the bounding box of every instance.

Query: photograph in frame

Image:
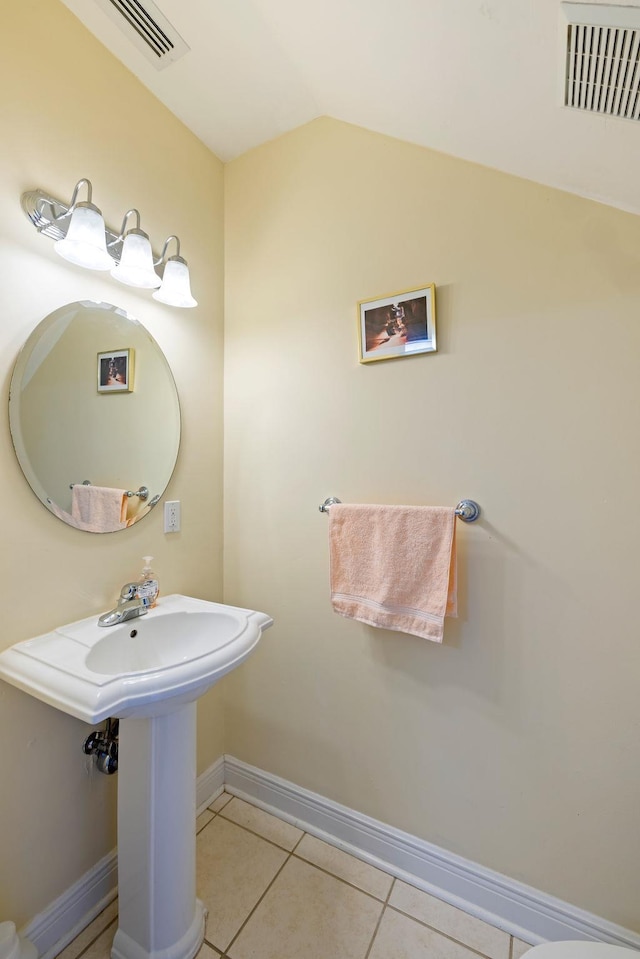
[358,284,436,363]
[97,349,134,393]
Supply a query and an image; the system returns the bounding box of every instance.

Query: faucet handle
[118,582,139,604]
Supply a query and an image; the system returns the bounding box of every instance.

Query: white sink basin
[0,594,272,723]
[86,610,245,675]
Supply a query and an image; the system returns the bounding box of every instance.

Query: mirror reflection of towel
[71,485,127,533]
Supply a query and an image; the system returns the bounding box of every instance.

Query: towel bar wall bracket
[319,497,481,522]
[455,499,481,522]
[318,497,342,512]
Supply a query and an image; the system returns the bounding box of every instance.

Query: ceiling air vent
[92,0,190,70]
[562,2,640,119]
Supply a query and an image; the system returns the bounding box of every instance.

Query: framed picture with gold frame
[97,349,134,393]
[357,284,436,363]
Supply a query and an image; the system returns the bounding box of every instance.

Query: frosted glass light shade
[54,203,114,271]
[111,230,161,289]
[152,257,197,308]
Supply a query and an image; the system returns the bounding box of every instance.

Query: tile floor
[57,791,534,959]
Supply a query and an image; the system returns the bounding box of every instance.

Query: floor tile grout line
[212,797,509,959]
[215,837,397,957]
[197,813,217,835]
[364,875,397,959]
[385,903,506,959]
[70,916,118,959]
[386,877,397,904]
[210,805,396,906]
[214,805,397,904]
[221,850,295,957]
[209,798,522,946]
[290,849,394,904]
[200,939,220,953]
[213,791,512,951]
[290,828,306,854]
[201,937,223,956]
[363,903,386,959]
[216,808,304,855]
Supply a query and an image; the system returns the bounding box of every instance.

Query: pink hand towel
[71,484,127,533]
[329,504,457,643]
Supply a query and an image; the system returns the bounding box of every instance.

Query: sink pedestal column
[112,703,206,959]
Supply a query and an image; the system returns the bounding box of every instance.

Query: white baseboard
[221,755,640,952]
[22,851,117,959]
[23,754,640,959]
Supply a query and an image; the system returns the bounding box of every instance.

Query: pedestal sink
[0,594,273,959]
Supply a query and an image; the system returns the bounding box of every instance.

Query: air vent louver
[92,0,190,70]
[562,3,640,119]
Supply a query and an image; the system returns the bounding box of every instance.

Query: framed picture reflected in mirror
[98,348,134,393]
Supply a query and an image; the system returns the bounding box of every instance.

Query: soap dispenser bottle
[137,556,159,608]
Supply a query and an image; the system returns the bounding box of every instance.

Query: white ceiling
[60,0,640,214]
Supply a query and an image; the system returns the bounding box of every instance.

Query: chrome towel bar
[319,497,481,522]
[70,482,150,501]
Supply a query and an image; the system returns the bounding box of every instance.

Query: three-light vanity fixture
[21,178,197,308]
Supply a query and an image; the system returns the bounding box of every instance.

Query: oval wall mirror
[9,300,180,533]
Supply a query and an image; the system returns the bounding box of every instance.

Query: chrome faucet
[98,583,149,627]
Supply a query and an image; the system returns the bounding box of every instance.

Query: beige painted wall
[223,118,640,932]
[3,1,639,939]
[0,0,225,926]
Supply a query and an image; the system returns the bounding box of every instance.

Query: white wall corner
[196,754,225,814]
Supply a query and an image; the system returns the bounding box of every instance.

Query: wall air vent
[92,0,190,70]
[562,2,640,119]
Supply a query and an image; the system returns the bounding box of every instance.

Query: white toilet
[0,923,37,959]
[524,943,639,959]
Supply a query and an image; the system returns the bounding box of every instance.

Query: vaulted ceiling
[60,0,640,215]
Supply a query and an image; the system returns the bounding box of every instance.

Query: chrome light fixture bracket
[21,187,157,264]
[21,179,197,307]
[22,189,72,242]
